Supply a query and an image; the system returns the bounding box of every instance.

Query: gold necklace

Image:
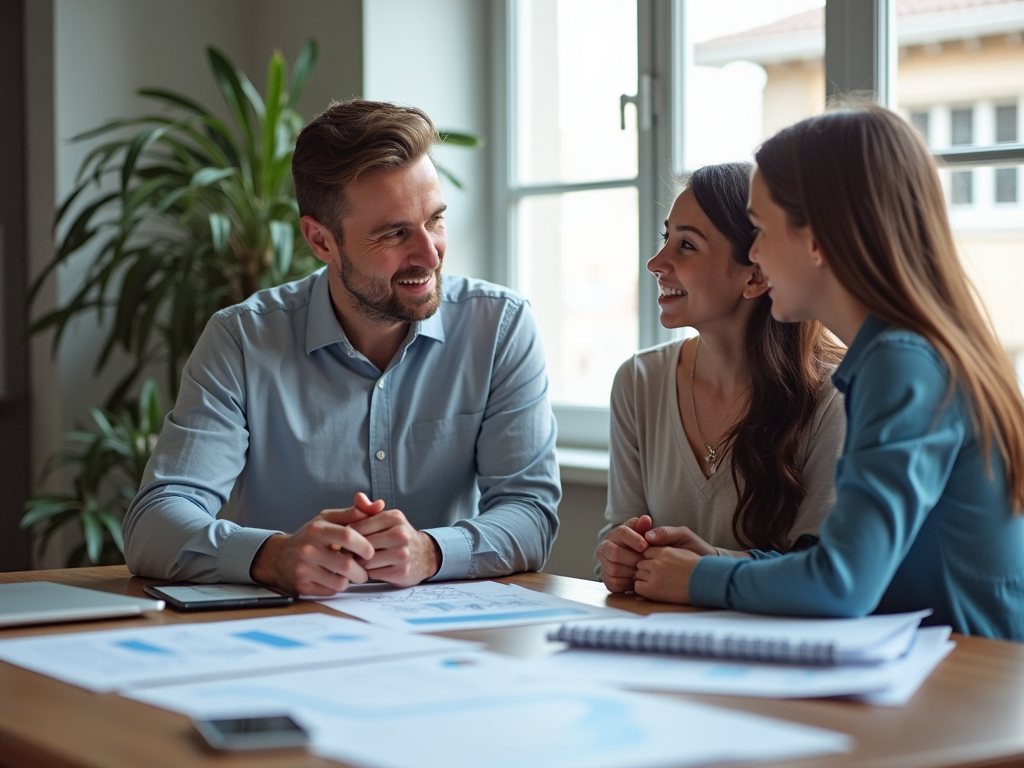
[689,339,721,475]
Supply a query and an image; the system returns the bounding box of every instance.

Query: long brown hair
[686,163,844,551]
[755,104,1024,510]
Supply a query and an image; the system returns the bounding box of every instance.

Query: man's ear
[743,263,770,300]
[300,216,337,266]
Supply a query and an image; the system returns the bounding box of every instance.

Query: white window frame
[492,0,1024,451]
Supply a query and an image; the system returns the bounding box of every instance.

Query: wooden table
[2,567,1024,768]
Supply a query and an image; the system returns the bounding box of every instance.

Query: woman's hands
[597,519,717,596]
[643,525,718,556]
[597,515,653,593]
[635,546,700,604]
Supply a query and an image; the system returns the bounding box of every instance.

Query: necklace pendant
[704,448,717,465]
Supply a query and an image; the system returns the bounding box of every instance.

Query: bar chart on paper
[0,614,475,691]
[318,581,625,632]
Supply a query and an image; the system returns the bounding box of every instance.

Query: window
[951,108,973,146]
[995,168,1018,203]
[996,104,1018,144]
[910,110,930,144]
[507,0,640,411]
[951,170,973,205]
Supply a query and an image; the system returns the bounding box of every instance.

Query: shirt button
[377,378,385,389]
[376,450,386,461]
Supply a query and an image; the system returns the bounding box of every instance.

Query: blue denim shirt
[123,270,560,584]
[689,315,1024,640]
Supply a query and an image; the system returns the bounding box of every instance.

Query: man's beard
[339,249,442,324]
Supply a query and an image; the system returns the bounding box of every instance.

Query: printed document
[320,580,625,632]
[128,650,852,768]
[0,613,476,692]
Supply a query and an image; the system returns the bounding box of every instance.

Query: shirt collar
[305,268,447,355]
[306,269,353,355]
[832,314,890,393]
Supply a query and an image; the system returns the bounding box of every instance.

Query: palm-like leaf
[31,42,322,404]
[21,382,164,567]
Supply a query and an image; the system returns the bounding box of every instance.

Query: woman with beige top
[596,161,845,594]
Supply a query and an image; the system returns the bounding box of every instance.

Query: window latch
[619,73,653,131]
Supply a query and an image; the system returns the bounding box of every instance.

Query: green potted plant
[20,380,164,566]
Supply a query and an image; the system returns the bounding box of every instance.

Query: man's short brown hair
[292,99,437,240]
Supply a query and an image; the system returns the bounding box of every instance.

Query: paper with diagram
[0,613,476,692]
[319,580,625,632]
[128,650,852,768]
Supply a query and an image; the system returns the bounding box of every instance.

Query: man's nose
[409,226,442,269]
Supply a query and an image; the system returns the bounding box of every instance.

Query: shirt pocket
[409,412,483,443]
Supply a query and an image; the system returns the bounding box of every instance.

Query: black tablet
[143,583,293,611]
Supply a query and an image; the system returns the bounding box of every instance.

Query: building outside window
[996,103,1018,143]
[910,110,930,143]
[952,170,974,205]
[995,167,1018,203]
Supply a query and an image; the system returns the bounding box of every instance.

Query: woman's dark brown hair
[754,104,1024,510]
[687,163,844,551]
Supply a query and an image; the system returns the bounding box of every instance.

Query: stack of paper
[539,610,954,706]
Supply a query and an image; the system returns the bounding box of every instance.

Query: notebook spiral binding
[551,625,839,665]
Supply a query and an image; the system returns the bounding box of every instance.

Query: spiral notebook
[549,609,932,665]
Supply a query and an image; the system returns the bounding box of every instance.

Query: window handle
[620,74,653,131]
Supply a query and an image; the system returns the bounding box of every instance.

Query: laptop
[0,582,165,628]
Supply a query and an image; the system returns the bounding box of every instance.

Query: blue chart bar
[117,639,173,654]
[233,631,307,648]
[405,607,587,626]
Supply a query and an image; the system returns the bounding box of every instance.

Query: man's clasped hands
[250,493,443,596]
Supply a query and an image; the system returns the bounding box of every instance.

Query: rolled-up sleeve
[429,300,560,579]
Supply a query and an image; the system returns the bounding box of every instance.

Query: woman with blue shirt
[634,105,1024,641]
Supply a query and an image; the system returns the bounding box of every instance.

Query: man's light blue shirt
[123,269,561,584]
[689,315,1024,640]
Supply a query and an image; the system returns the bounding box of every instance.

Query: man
[123,99,560,595]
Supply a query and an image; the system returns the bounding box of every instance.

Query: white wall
[543,482,607,580]
[362,0,492,281]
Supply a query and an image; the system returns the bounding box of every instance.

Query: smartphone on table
[192,714,309,751]
[143,583,293,611]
